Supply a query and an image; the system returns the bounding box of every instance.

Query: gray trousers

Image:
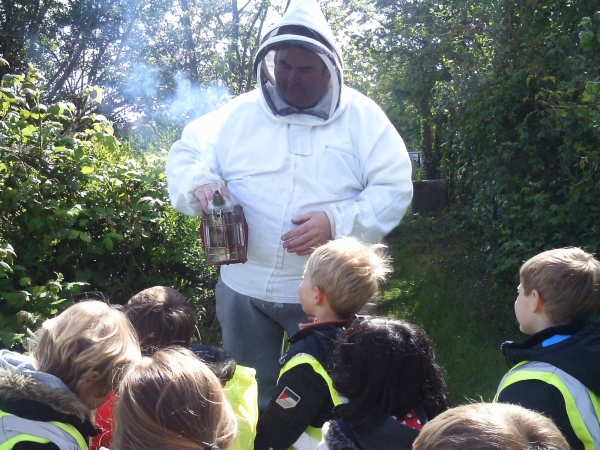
[215,279,308,411]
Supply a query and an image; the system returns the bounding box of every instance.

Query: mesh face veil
[254,33,343,121]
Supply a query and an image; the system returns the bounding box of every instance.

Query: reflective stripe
[495,361,600,450]
[279,353,343,450]
[0,410,88,450]
[279,353,343,406]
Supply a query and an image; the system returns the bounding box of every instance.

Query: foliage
[0,66,217,346]
[346,0,600,283]
[0,0,283,123]
[0,242,86,348]
[437,3,600,282]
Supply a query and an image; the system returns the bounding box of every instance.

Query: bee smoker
[200,190,248,265]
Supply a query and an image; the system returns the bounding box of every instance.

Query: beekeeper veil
[253,0,344,121]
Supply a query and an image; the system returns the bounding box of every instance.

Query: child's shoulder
[283,320,352,367]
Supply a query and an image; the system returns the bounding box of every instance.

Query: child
[254,237,391,450]
[412,402,570,450]
[123,286,236,382]
[112,347,237,450]
[92,286,255,450]
[495,247,600,450]
[319,317,449,450]
[0,300,140,449]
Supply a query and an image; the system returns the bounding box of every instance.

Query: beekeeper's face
[274,47,330,110]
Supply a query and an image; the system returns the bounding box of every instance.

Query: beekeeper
[166,0,413,411]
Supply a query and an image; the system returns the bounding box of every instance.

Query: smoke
[122,63,160,105]
[167,72,231,121]
[120,63,231,125]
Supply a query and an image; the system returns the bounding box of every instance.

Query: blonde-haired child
[413,402,570,450]
[0,300,141,449]
[112,347,237,450]
[496,247,600,449]
[255,236,391,450]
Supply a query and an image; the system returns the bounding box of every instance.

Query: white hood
[253,0,344,121]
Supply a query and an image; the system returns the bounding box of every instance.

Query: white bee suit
[166,0,413,303]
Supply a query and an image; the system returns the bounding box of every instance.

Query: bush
[0,65,217,347]
[437,7,600,283]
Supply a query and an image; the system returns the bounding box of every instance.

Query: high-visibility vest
[494,360,600,450]
[224,365,259,450]
[0,410,88,450]
[278,353,343,450]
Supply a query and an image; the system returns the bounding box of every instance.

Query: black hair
[275,25,334,53]
[330,317,450,433]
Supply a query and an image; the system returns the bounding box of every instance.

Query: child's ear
[80,370,101,387]
[532,290,545,313]
[314,286,325,305]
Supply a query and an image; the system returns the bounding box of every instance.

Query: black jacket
[254,319,353,450]
[321,416,420,450]
[0,366,99,450]
[498,318,600,450]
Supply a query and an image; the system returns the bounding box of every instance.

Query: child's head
[519,247,600,325]
[125,286,196,356]
[412,402,570,450]
[29,300,141,409]
[112,347,237,450]
[301,237,391,319]
[330,317,449,433]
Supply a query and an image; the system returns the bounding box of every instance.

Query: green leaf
[48,104,64,116]
[0,329,15,348]
[27,216,44,231]
[16,311,36,326]
[103,237,114,251]
[81,166,94,174]
[79,233,92,243]
[1,291,29,307]
[0,261,12,274]
[20,124,36,137]
[75,269,93,282]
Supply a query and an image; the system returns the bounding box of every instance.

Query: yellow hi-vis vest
[278,353,343,450]
[0,410,88,450]
[494,360,600,450]
[224,364,259,450]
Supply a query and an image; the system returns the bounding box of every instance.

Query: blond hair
[29,300,141,399]
[520,247,600,323]
[112,347,237,450]
[413,402,570,450]
[305,237,391,318]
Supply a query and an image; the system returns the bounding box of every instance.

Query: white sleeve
[327,116,413,243]
[165,117,224,217]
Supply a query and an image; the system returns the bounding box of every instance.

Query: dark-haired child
[319,317,449,450]
[255,237,392,450]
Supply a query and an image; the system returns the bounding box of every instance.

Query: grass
[379,213,523,405]
[197,211,525,404]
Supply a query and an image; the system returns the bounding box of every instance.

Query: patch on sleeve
[276,387,301,409]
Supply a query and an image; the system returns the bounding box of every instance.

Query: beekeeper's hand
[282,211,332,256]
[194,183,230,213]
